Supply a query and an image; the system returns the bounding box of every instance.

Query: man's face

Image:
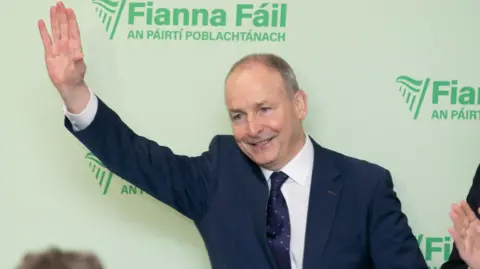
[224,62,307,170]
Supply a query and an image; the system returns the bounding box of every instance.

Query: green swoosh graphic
[396,76,424,92]
[85,152,105,167]
[93,3,116,14]
[93,0,119,7]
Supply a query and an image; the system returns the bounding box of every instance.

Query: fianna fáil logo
[85,152,113,195]
[416,233,452,269]
[84,152,144,196]
[396,75,480,120]
[396,76,429,120]
[92,0,288,42]
[92,0,126,40]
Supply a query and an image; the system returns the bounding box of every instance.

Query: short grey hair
[226,53,300,96]
[16,247,103,269]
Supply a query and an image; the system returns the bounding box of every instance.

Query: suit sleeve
[368,169,429,269]
[64,97,219,221]
[440,164,480,269]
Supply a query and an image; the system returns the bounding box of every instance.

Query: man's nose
[247,118,261,136]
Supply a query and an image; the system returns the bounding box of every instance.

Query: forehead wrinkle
[227,68,283,95]
[225,63,288,112]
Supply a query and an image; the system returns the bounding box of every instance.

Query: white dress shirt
[260,135,314,269]
[64,88,315,269]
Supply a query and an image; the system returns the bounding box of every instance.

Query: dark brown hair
[16,247,102,269]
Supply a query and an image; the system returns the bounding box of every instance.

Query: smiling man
[38,2,428,269]
[224,56,307,171]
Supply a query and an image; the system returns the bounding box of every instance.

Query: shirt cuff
[63,88,98,132]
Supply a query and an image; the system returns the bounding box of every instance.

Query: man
[16,247,102,269]
[38,2,427,268]
[442,164,480,269]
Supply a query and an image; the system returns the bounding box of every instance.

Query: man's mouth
[249,137,275,148]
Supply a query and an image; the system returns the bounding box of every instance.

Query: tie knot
[270,171,289,191]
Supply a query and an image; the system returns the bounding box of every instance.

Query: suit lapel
[303,140,342,269]
[238,153,279,269]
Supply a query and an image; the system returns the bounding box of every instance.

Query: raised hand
[449,200,480,269]
[463,221,480,269]
[38,1,90,113]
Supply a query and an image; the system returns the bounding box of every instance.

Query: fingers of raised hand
[459,200,477,223]
[41,2,83,61]
[72,50,84,62]
[449,227,462,246]
[66,8,81,41]
[56,2,69,40]
[451,204,468,237]
[37,19,52,52]
[50,5,60,42]
[457,222,480,269]
[473,223,480,252]
[449,226,468,258]
[66,8,83,61]
[465,222,479,254]
[453,202,468,221]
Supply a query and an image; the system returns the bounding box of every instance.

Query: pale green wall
[1,0,479,268]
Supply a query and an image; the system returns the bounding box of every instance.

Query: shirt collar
[260,133,314,186]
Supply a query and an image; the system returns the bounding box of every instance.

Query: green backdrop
[2,0,479,268]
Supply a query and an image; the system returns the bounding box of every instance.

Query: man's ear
[293,89,307,120]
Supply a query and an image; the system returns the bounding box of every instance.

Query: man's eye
[232,114,242,121]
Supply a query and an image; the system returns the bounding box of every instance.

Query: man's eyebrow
[255,101,269,107]
[228,101,270,113]
[228,108,244,114]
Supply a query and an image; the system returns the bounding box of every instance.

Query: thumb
[72,50,84,62]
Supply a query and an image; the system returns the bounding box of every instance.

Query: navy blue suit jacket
[65,98,428,269]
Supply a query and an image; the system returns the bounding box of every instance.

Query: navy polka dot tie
[266,171,291,269]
